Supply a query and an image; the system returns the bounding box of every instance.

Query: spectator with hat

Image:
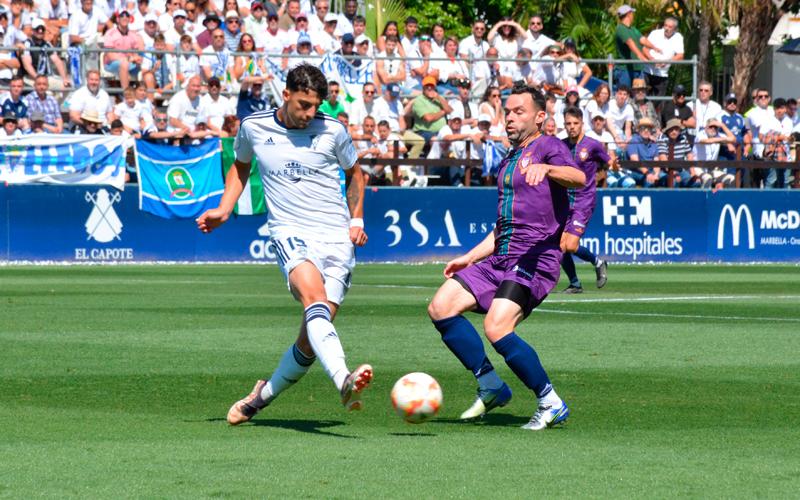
[138,12,160,49]
[23,74,63,133]
[222,9,243,51]
[718,92,751,162]
[165,7,199,51]
[643,16,684,96]
[375,82,405,132]
[28,110,46,133]
[196,13,221,49]
[403,32,434,94]
[614,4,661,89]
[158,0,183,33]
[286,30,317,69]
[627,117,663,186]
[312,11,341,54]
[285,10,309,50]
[658,118,697,187]
[693,118,737,188]
[75,108,108,135]
[410,74,452,142]
[630,77,659,131]
[426,108,478,186]
[20,18,69,89]
[659,84,695,131]
[448,77,479,128]
[102,9,144,90]
[244,1,268,36]
[0,110,22,137]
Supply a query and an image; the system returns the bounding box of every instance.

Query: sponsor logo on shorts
[512,264,533,280]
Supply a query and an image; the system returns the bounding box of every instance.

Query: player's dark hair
[563,106,583,121]
[286,64,328,99]
[510,82,546,112]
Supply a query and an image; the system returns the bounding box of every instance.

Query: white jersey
[234,109,358,242]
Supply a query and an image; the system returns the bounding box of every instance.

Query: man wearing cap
[410,74,452,144]
[718,92,750,162]
[643,16,683,96]
[287,30,316,69]
[312,11,341,54]
[165,8,198,51]
[658,118,697,187]
[102,9,144,90]
[222,10,242,51]
[448,77,478,129]
[659,84,694,131]
[196,14,219,48]
[23,73,63,133]
[68,0,108,47]
[614,4,661,89]
[200,28,232,82]
[692,118,736,188]
[375,82,404,132]
[426,109,479,186]
[68,69,113,127]
[244,2,268,36]
[0,110,21,137]
[627,117,663,186]
[138,12,161,49]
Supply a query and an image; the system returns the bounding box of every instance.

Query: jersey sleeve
[334,123,358,170]
[233,121,254,163]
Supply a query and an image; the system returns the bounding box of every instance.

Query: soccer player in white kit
[196,64,373,425]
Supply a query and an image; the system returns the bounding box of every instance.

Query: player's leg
[428,277,512,419]
[560,253,583,292]
[573,245,607,289]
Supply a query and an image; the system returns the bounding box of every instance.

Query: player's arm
[521,162,585,188]
[196,159,250,233]
[345,163,368,247]
[444,230,495,278]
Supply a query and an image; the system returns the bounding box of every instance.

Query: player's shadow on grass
[388,432,437,437]
[431,413,530,427]
[206,417,357,438]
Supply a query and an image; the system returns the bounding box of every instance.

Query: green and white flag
[221,137,266,215]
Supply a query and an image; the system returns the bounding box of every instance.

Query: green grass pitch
[1,264,799,498]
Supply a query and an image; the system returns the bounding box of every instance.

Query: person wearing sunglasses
[102,9,144,90]
[222,10,242,51]
[522,14,555,59]
[20,18,70,89]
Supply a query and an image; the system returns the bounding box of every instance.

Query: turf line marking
[547,295,800,304]
[537,308,800,323]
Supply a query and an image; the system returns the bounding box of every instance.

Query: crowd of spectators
[0,0,797,188]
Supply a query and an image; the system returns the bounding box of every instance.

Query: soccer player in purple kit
[560,106,612,294]
[427,84,586,430]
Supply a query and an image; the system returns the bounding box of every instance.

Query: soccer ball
[390,372,443,424]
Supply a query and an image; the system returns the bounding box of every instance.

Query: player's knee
[483,316,513,343]
[427,297,446,321]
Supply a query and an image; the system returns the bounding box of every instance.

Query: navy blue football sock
[575,245,598,266]
[492,332,553,399]
[434,315,496,379]
[561,253,581,288]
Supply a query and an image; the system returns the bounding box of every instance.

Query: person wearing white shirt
[68,0,107,46]
[487,18,525,79]
[167,75,205,131]
[458,20,489,62]
[307,0,329,36]
[433,36,469,89]
[312,12,340,54]
[200,76,233,131]
[692,118,736,188]
[375,35,405,87]
[112,86,146,133]
[448,80,479,129]
[765,98,794,187]
[164,9,198,50]
[644,17,684,96]
[68,69,113,126]
[522,15,555,59]
[256,13,288,54]
[128,0,152,33]
[400,15,419,56]
[430,23,446,58]
[200,28,233,82]
[606,85,635,147]
[336,0,358,36]
[374,83,404,132]
[349,82,388,128]
[689,81,722,135]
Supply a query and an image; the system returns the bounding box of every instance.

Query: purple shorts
[454,250,561,316]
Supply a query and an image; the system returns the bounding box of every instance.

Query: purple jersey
[494,134,579,256]
[562,135,609,236]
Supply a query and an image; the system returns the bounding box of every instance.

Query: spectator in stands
[4,0,30,49]
[659,84,694,131]
[68,0,107,47]
[693,118,736,188]
[112,86,146,135]
[165,8,199,51]
[286,31,316,69]
[354,114,378,157]
[404,32,433,93]
[719,92,750,162]
[488,17,525,81]
[286,10,310,47]
[586,112,626,186]
[222,10,243,51]
[614,4,661,89]
[278,0,300,31]
[0,27,20,85]
[631,78,659,131]
[20,18,68,89]
[308,0,330,36]
[558,38,592,91]
[313,12,340,54]
[643,16,684,96]
[158,0,183,33]
[23,74,62,133]
[375,118,406,181]
[764,97,793,188]
[141,34,176,98]
[448,78,478,128]
[627,117,663,186]
[200,76,233,130]
[459,19,489,63]
[607,85,634,152]
[478,85,505,135]
[201,28,232,82]
[236,75,268,120]
[232,33,265,82]
[69,69,113,127]
[38,0,69,45]
[511,47,537,87]
[319,79,345,117]
[410,74,452,145]
[29,111,46,133]
[102,10,144,90]
[167,74,205,133]
[542,117,557,136]
[75,109,107,134]
[787,97,799,127]
[375,34,405,88]
[691,80,722,135]
[258,12,288,55]
[0,111,21,136]
[129,0,151,34]
[376,20,403,56]
[244,1,267,36]
[522,14,554,58]
[473,46,513,93]
[658,118,697,187]
[400,15,418,56]
[0,76,27,129]
[352,15,372,53]
[376,82,404,132]
[139,13,160,49]
[349,82,387,130]
[583,83,611,129]
[435,36,469,94]
[175,34,201,86]
[430,22,446,57]
[196,13,221,49]
[427,110,479,186]
[336,110,349,128]
[142,107,185,144]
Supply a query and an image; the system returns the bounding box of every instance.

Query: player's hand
[443,255,472,278]
[196,208,229,233]
[519,162,552,186]
[350,226,368,246]
[560,232,580,253]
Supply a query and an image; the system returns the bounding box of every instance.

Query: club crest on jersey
[579,148,589,161]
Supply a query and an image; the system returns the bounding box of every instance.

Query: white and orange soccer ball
[390,372,443,424]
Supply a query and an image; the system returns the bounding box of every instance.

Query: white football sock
[262,344,315,401]
[304,302,349,391]
[539,388,563,408]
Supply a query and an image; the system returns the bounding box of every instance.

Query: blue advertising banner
[0,185,798,263]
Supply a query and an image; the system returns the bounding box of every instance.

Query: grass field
[1,263,799,498]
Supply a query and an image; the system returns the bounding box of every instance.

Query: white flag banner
[0,134,127,190]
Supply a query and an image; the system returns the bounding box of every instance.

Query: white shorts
[269,234,355,305]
